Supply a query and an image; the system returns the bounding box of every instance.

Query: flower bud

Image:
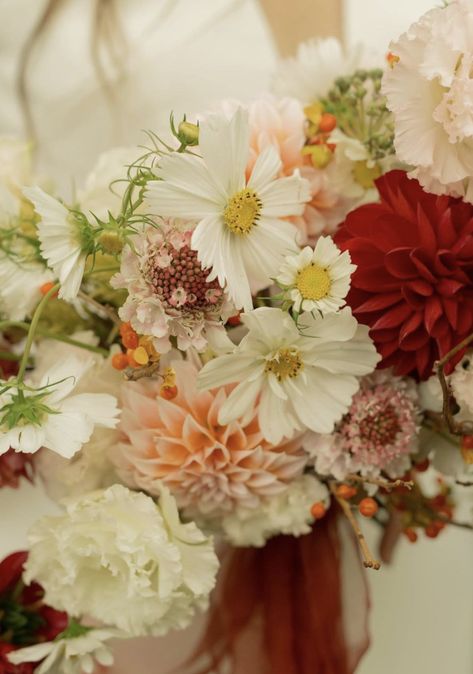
[178,121,199,146]
[98,230,123,255]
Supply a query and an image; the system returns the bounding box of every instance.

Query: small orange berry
[227,314,241,327]
[326,142,337,153]
[462,435,473,449]
[122,330,139,349]
[119,322,133,336]
[111,352,128,371]
[336,484,357,500]
[358,497,378,518]
[425,523,439,539]
[414,458,430,473]
[310,502,327,520]
[126,349,139,368]
[39,281,58,297]
[318,112,337,133]
[160,385,178,400]
[404,528,418,543]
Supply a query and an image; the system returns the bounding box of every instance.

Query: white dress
[0,1,472,673]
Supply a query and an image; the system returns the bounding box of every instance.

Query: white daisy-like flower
[276,236,356,314]
[0,254,52,320]
[8,627,122,674]
[23,186,95,300]
[272,38,365,104]
[383,0,473,203]
[197,306,380,444]
[146,108,310,311]
[0,356,119,458]
[24,484,219,637]
[221,474,329,547]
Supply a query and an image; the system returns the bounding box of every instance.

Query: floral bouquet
[1,2,473,673]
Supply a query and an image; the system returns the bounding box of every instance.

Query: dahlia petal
[371,304,413,330]
[424,295,443,334]
[354,293,402,313]
[384,248,417,279]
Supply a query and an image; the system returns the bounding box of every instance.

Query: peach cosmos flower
[113,360,307,516]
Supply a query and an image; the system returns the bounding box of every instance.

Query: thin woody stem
[436,332,473,436]
[330,483,381,571]
[345,474,414,492]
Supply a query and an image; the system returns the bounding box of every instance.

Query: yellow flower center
[295,263,331,301]
[352,160,382,189]
[264,348,304,382]
[223,188,261,235]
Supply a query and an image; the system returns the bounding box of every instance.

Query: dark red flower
[0,552,67,665]
[0,451,35,490]
[335,170,473,380]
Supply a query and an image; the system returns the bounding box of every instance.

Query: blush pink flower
[305,372,420,481]
[113,360,307,516]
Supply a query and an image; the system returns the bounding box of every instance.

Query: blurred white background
[1,1,472,673]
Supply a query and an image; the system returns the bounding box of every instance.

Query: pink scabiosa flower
[305,372,420,481]
[111,224,234,353]
[113,360,307,516]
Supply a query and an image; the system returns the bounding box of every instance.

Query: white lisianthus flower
[272,38,365,104]
[276,237,356,314]
[23,186,95,300]
[221,474,329,547]
[198,306,380,444]
[146,108,310,311]
[383,0,473,203]
[8,627,121,674]
[24,484,219,637]
[0,356,119,458]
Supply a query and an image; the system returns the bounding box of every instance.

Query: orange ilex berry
[414,458,430,473]
[121,330,139,350]
[318,112,337,133]
[111,352,128,371]
[39,281,58,297]
[386,51,400,68]
[462,435,473,449]
[119,322,133,336]
[358,497,378,518]
[326,142,337,153]
[310,502,327,520]
[160,385,178,400]
[227,314,241,327]
[126,349,139,368]
[425,523,439,539]
[336,484,357,500]
[404,528,418,543]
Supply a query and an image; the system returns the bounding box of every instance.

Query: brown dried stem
[436,332,473,436]
[345,473,414,492]
[330,483,381,570]
[124,361,161,381]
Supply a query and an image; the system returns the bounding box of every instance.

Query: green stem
[0,351,21,361]
[17,283,60,382]
[1,321,109,358]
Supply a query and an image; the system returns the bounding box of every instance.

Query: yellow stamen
[264,348,304,382]
[223,188,261,235]
[296,263,331,301]
[353,160,382,189]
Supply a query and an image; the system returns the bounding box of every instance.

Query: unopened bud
[178,121,199,146]
[98,230,123,255]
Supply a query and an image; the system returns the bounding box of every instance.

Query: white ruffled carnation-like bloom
[23,186,94,300]
[272,38,365,104]
[24,484,219,637]
[383,0,473,202]
[8,628,121,674]
[0,354,119,458]
[146,108,310,311]
[276,237,355,314]
[450,352,473,418]
[198,306,380,444]
[221,474,329,547]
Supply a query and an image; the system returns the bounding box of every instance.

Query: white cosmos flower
[272,38,365,104]
[0,255,52,320]
[23,186,93,300]
[8,628,122,674]
[0,356,119,458]
[198,306,380,444]
[276,236,356,314]
[146,108,310,311]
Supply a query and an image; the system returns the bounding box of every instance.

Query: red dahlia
[335,170,473,380]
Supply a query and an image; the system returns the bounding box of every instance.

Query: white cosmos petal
[43,411,94,458]
[259,384,300,443]
[146,179,221,219]
[298,307,358,342]
[218,376,262,424]
[197,354,259,390]
[153,152,226,203]
[248,145,282,191]
[58,254,87,300]
[260,172,310,217]
[200,108,249,195]
[15,425,45,453]
[60,393,119,428]
[191,215,225,276]
[221,231,253,311]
